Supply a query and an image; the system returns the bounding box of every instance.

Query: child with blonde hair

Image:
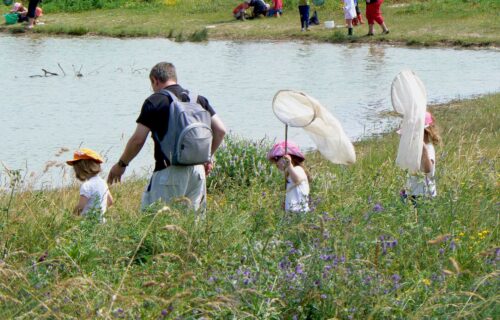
[268,141,311,213]
[67,148,113,222]
[404,111,441,204]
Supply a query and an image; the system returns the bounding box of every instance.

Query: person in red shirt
[233,2,250,20]
[365,0,389,36]
[267,0,283,17]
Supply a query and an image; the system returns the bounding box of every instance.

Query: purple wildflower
[279,259,288,270]
[449,240,456,251]
[320,254,332,261]
[373,203,384,212]
[295,264,304,275]
[392,274,401,289]
[321,294,327,299]
[439,248,445,256]
[390,239,398,248]
[392,274,401,282]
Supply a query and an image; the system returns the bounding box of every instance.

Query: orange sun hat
[66,148,104,165]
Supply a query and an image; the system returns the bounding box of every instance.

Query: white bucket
[324,20,335,29]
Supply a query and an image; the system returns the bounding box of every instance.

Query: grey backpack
[155,89,213,166]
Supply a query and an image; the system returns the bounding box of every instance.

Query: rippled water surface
[0,35,499,187]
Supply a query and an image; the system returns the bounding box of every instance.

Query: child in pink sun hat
[402,111,442,205]
[268,141,310,213]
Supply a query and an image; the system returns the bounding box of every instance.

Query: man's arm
[203,114,226,176]
[210,114,226,156]
[107,123,150,184]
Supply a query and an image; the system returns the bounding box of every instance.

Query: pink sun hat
[267,141,305,162]
[35,7,43,17]
[424,111,434,128]
[11,2,21,12]
[396,111,434,134]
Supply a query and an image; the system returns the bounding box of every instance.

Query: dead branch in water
[57,63,66,76]
[30,68,59,77]
[72,64,83,77]
[42,69,58,76]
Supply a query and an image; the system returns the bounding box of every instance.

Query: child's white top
[286,166,310,212]
[407,143,437,197]
[80,175,110,221]
[343,0,357,20]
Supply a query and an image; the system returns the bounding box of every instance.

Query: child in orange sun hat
[67,148,113,222]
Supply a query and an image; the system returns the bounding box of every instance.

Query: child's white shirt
[408,143,437,197]
[343,0,357,19]
[80,175,110,221]
[285,166,310,213]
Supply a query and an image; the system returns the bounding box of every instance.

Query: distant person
[267,0,283,17]
[245,0,269,18]
[401,112,441,206]
[26,0,42,29]
[268,141,311,213]
[107,62,226,212]
[67,148,113,222]
[365,0,389,36]
[298,0,310,32]
[233,2,250,20]
[10,2,27,17]
[343,0,357,36]
[352,0,364,26]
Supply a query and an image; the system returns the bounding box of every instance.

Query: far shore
[1,1,499,48]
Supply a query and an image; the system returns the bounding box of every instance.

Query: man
[107,62,226,211]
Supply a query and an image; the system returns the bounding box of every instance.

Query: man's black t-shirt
[136,84,216,172]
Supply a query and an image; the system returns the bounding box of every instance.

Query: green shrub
[208,134,279,191]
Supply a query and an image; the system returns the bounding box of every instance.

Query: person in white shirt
[67,148,113,222]
[268,141,311,213]
[405,111,441,205]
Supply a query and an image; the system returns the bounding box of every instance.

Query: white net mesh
[391,70,427,173]
[273,90,317,127]
[272,90,356,165]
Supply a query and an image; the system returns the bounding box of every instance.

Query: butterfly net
[272,90,356,165]
[391,70,427,173]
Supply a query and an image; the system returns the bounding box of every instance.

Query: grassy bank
[1,0,499,47]
[0,93,498,318]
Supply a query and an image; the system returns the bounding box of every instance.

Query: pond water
[0,35,499,188]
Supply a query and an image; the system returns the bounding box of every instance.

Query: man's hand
[107,163,126,185]
[204,160,213,176]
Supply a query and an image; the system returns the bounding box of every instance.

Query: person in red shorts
[366,0,389,36]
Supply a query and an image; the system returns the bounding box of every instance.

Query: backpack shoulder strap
[160,89,199,104]
[179,90,199,104]
[158,89,180,103]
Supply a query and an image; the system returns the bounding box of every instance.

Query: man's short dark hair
[150,62,177,83]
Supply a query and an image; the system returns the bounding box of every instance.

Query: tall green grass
[0,94,498,318]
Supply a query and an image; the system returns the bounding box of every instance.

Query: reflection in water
[0,35,499,187]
